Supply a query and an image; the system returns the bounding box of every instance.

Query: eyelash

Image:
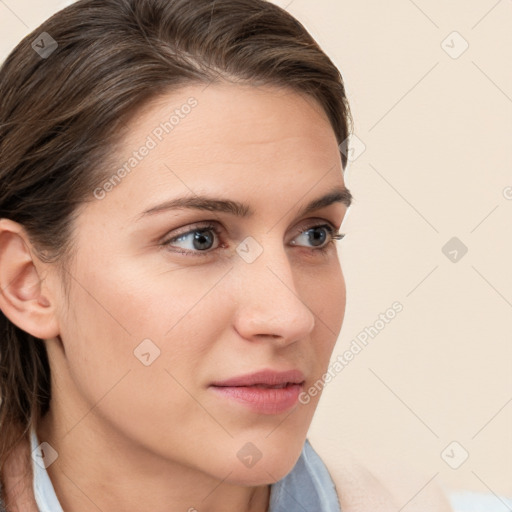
[159,221,346,257]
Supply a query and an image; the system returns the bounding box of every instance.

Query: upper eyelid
[165,217,338,240]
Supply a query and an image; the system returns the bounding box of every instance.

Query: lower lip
[209,383,303,415]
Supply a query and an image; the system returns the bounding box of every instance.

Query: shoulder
[327,450,453,512]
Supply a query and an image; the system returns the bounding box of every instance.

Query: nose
[232,241,316,345]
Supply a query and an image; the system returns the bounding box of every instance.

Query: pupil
[193,230,214,250]
[309,228,326,246]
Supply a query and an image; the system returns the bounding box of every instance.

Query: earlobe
[0,218,60,340]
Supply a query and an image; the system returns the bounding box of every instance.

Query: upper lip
[210,369,305,387]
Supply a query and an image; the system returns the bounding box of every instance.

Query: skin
[0,82,351,512]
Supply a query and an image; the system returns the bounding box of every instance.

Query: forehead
[90,82,345,219]
[117,81,338,162]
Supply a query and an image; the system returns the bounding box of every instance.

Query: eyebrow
[136,185,352,221]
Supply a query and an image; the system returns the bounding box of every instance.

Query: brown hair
[0,0,352,503]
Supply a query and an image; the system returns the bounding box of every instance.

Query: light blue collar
[268,438,341,511]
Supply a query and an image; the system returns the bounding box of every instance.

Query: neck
[37,409,271,512]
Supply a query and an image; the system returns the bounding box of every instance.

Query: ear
[0,218,60,340]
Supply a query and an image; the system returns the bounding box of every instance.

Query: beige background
[1,0,511,503]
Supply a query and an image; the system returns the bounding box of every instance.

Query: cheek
[327,266,347,346]
[58,260,235,448]
[303,260,346,357]
[64,260,231,373]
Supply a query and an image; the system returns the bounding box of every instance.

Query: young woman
[0,0,460,510]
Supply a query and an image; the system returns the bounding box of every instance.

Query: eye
[160,222,223,255]
[290,223,345,251]
[159,221,345,256]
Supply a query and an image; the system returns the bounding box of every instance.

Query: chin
[215,437,306,487]
[225,464,297,487]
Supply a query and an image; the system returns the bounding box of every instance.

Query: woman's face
[44,82,351,485]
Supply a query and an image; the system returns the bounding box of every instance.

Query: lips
[210,369,306,388]
[209,369,306,415]
[250,383,288,389]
